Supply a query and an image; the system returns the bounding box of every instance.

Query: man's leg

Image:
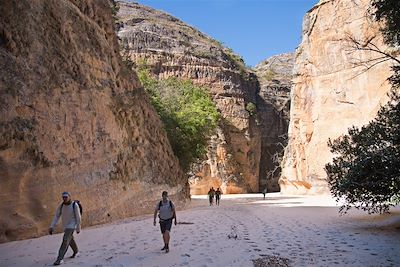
[55,229,74,263]
[163,230,170,252]
[69,234,79,257]
[160,222,167,250]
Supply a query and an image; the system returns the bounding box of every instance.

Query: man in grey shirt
[49,192,81,265]
[153,191,177,253]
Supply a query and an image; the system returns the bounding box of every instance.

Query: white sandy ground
[0,193,399,267]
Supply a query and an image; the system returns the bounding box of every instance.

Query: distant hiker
[153,191,177,253]
[49,192,81,266]
[207,187,215,206]
[215,188,222,206]
[263,188,267,199]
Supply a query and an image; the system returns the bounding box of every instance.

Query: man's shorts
[159,218,173,233]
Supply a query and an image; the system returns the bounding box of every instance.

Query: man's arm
[172,204,177,225]
[74,202,81,233]
[49,204,61,234]
[153,208,158,226]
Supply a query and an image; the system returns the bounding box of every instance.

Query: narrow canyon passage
[0,194,399,267]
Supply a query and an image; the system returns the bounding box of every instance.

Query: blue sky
[134,0,318,67]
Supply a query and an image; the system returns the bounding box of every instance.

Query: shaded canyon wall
[254,53,294,192]
[0,0,188,243]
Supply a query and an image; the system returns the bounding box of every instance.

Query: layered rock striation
[280,0,396,194]
[0,0,187,242]
[117,2,261,194]
[254,53,294,192]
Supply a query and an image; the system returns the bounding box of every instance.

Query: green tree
[326,89,400,214]
[137,66,219,171]
[371,0,400,46]
[325,0,400,214]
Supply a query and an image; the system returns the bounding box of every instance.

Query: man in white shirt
[153,191,177,253]
[49,192,81,265]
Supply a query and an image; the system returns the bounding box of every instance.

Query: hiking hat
[62,191,71,197]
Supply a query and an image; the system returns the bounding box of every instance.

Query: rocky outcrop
[117,2,261,194]
[280,0,396,194]
[0,0,188,243]
[254,53,294,192]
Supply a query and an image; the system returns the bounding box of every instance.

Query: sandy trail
[0,193,399,267]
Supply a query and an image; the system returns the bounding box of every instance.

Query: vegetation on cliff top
[326,0,400,214]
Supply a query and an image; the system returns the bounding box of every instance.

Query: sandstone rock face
[117,2,261,194]
[254,53,294,192]
[280,0,395,194]
[0,0,188,243]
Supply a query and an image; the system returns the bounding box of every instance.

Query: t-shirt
[156,199,175,220]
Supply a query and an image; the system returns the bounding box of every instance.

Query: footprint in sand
[205,258,213,264]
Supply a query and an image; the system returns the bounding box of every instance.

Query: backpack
[73,200,83,215]
[59,200,83,216]
[158,200,173,210]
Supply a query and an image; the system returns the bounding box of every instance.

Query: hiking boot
[161,245,166,251]
[53,259,63,265]
[165,244,169,253]
[70,252,79,258]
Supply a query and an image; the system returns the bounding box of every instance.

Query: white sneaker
[53,259,63,265]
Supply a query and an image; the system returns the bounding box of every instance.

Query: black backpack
[73,200,83,215]
[158,200,173,210]
[59,200,83,216]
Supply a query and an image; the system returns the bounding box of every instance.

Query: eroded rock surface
[254,53,294,192]
[117,2,261,194]
[0,0,187,242]
[280,0,396,194]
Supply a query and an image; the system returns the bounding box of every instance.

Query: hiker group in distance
[207,187,222,206]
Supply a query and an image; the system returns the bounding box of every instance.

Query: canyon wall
[280,0,396,194]
[117,2,261,194]
[254,53,293,192]
[0,0,188,242]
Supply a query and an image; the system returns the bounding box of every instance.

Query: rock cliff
[280,0,396,194]
[0,0,187,243]
[254,53,294,192]
[117,2,261,194]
